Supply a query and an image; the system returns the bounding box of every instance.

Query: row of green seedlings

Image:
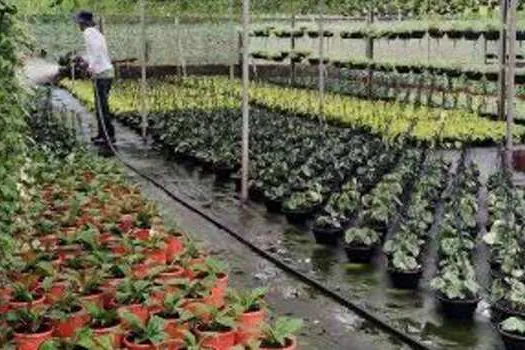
[429,160,481,319]
[382,155,450,289]
[484,170,525,348]
[310,142,406,245]
[342,149,423,263]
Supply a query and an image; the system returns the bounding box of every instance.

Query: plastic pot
[446,30,463,40]
[157,266,186,283]
[45,280,69,304]
[498,325,525,350]
[264,198,283,213]
[54,307,90,338]
[133,263,151,279]
[146,248,167,266]
[312,225,343,246]
[464,30,481,41]
[491,300,525,323]
[411,30,426,39]
[119,304,150,326]
[92,321,124,348]
[387,268,423,290]
[282,204,321,225]
[13,324,54,350]
[517,30,525,41]
[236,309,266,345]
[123,335,158,350]
[37,234,58,249]
[484,30,500,41]
[132,228,151,241]
[260,337,297,350]
[428,29,445,39]
[196,327,237,350]
[436,293,480,319]
[344,244,375,264]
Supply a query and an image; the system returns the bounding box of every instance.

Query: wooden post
[140,0,148,142]
[229,0,235,79]
[241,0,250,202]
[498,0,508,122]
[366,2,375,99]
[318,0,325,120]
[483,36,488,64]
[506,0,517,169]
[175,16,186,78]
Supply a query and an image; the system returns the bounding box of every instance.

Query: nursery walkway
[51,88,505,350]
[51,88,415,350]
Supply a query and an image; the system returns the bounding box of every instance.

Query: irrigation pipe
[91,84,433,350]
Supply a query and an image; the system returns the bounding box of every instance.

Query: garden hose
[92,83,432,350]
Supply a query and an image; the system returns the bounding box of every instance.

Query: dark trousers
[93,78,115,139]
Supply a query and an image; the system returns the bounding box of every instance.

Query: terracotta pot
[260,337,297,350]
[54,308,90,337]
[45,280,69,304]
[108,243,128,256]
[99,232,118,244]
[133,263,151,279]
[145,248,167,266]
[13,325,54,350]
[154,312,190,340]
[57,244,82,260]
[101,278,124,308]
[133,228,151,241]
[160,339,186,350]
[118,304,150,325]
[80,290,105,308]
[166,237,184,262]
[196,327,237,350]
[0,288,11,313]
[236,309,266,345]
[157,266,186,283]
[92,322,124,348]
[123,334,157,350]
[9,293,46,311]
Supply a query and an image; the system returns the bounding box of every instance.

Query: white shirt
[83,27,113,75]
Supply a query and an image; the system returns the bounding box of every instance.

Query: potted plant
[491,277,525,322]
[343,227,381,263]
[153,292,194,340]
[40,328,114,349]
[282,186,323,224]
[85,303,124,348]
[384,230,424,290]
[430,256,481,319]
[264,185,287,213]
[498,316,525,350]
[121,313,168,350]
[115,278,154,324]
[258,317,303,350]
[48,292,89,338]
[312,214,343,245]
[68,269,105,308]
[230,287,268,345]
[7,308,54,350]
[194,305,238,350]
[9,280,46,311]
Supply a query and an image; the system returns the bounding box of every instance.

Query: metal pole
[506,0,517,169]
[140,0,148,142]
[229,0,235,79]
[498,0,508,121]
[318,0,325,120]
[366,2,375,99]
[241,0,250,202]
[175,16,186,78]
[291,12,296,85]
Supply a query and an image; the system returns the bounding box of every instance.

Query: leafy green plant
[121,313,167,346]
[157,292,194,322]
[430,256,480,300]
[344,227,381,247]
[230,287,267,314]
[282,187,323,211]
[259,317,303,348]
[195,305,237,332]
[40,328,113,350]
[6,308,50,334]
[85,303,120,329]
[116,279,154,306]
[48,292,82,322]
[500,317,525,335]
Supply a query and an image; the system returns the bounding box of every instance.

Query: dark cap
[75,10,94,24]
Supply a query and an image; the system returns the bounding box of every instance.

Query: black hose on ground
[92,83,432,350]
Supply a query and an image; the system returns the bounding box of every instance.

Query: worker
[75,10,116,145]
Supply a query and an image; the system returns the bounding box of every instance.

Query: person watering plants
[75,10,116,145]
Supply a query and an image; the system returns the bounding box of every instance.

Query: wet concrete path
[51,88,506,350]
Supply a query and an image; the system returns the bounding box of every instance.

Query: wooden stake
[241,0,250,202]
[140,0,148,142]
[506,0,517,170]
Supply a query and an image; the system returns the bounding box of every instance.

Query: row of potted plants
[429,159,482,320]
[61,76,525,146]
[484,170,525,349]
[342,149,422,263]
[383,155,450,289]
[0,148,303,350]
